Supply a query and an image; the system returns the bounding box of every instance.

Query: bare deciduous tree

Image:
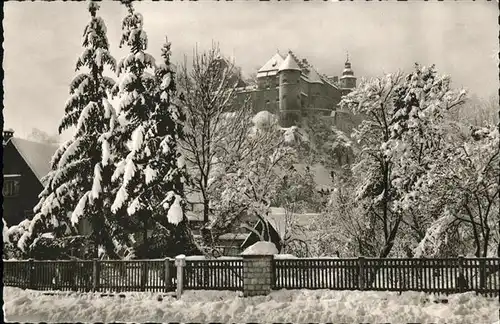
[177,43,252,224]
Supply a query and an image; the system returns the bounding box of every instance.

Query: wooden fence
[184,259,243,290]
[3,259,177,293]
[3,258,242,293]
[4,257,499,296]
[274,257,500,296]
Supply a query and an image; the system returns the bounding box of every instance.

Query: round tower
[339,52,357,90]
[278,52,302,127]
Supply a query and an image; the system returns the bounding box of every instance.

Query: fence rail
[3,257,499,296]
[274,257,500,296]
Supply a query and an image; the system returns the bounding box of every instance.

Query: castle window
[3,178,20,197]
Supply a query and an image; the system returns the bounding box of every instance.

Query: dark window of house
[3,179,20,197]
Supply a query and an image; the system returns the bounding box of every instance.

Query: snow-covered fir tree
[17,1,124,258]
[110,3,199,258]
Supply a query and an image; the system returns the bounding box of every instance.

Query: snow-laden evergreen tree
[18,1,125,258]
[110,3,199,258]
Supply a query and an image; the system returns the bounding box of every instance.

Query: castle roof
[304,67,324,84]
[258,52,285,73]
[255,50,346,90]
[278,52,302,72]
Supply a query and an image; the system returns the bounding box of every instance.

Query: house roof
[258,52,285,73]
[240,208,318,247]
[8,138,58,184]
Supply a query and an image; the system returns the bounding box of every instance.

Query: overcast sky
[3,1,498,141]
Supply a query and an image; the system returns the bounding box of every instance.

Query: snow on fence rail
[274,257,500,296]
[3,257,499,296]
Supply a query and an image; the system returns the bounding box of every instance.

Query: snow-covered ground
[4,286,499,323]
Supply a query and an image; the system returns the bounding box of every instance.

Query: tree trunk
[366,215,402,288]
[203,198,210,224]
[143,216,148,257]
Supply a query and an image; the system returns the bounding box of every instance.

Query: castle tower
[339,52,357,90]
[278,52,302,127]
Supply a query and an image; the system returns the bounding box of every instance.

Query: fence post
[164,258,171,292]
[358,257,365,291]
[140,261,147,292]
[92,259,100,292]
[242,254,274,297]
[28,259,35,290]
[457,255,465,293]
[175,255,186,299]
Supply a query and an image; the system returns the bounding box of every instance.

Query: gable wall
[2,142,44,226]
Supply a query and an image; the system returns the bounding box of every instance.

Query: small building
[240,207,316,255]
[2,130,58,226]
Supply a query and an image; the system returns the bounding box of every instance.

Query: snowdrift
[3,287,498,323]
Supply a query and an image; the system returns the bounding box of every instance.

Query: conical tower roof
[278,52,302,72]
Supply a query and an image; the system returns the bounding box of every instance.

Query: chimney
[3,128,14,145]
[333,76,339,84]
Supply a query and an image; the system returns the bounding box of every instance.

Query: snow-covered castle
[236,50,358,127]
